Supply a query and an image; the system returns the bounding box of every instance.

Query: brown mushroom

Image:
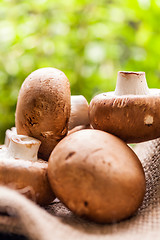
[68,95,89,130]
[89,71,160,143]
[0,132,55,205]
[48,129,146,223]
[15,67,71,160]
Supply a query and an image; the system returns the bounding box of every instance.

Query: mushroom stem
[114,71,150,96]
[69,95,89,130]
[5,127,17,147]
[8,135,41,161]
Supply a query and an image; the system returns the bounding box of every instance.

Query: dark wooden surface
[0,233,27,240]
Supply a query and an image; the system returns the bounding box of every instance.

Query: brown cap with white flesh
[0,133,55,205]
[89,71,160,143]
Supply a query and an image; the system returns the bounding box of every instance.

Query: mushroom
[0,131,55,205]
[89,71,160,143]
[48,129,146,223]
[15,67,71,160]
[68,95,89,130]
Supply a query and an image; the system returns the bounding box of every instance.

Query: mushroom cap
[67,124,91,136]
[48,129,146,223]
[89,92,160,143]
[15,67,71,160]
[0,145,55,205]
[68,95,89,130]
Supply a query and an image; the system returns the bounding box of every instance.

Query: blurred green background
[0,0,160,143]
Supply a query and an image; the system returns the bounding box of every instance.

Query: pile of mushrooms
[1,68,159,223]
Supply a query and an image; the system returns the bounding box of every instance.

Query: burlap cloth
[0,138,160,240]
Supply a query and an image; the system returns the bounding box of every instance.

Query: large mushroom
[89,71,160,143]
[48,129,146,223]
[15,67,71,160]
[0,130,55,205]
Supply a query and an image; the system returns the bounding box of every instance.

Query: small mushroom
[68,95,89,130]
[15,67,71,160]
[48,129,146,223]
[0,131,55,205]
[89,71,160,143]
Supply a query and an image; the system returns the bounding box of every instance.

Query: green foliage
[0,0,160,143]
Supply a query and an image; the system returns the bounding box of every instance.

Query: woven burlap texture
[0,138,160,240]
